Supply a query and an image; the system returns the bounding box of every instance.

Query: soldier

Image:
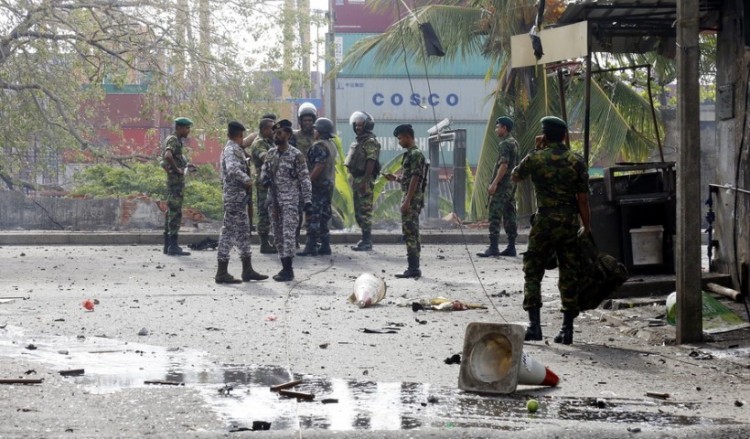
[478,116,519,257]
[249,118,277,254]
[385,124,426,278]
[215,121,268,284]
[511,116,591,345]
[161,117,195,256]
[261,120,312,282]
[242,113,277,150]
[297,117,337,257]
[345,111,381,251]
[293,103,317,248]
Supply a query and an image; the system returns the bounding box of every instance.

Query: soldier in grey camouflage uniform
[261,120,312,282]
[293,103,317,248]
[161,117,194,256]
[511,116,590,345]
[215,121,268,284]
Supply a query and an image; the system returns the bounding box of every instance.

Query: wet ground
[1,244,749,437]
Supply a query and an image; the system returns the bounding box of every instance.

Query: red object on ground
[82,299,95,311]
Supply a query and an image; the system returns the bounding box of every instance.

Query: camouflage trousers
[352,176,374,233]
[522,212,581,314]
[256,186,270,235]
[217,203,253,262]
[402,204,421,258]
[164,176,185,235]
[270,201,299,258]
[305,185,333,240]
[488,190,517,240]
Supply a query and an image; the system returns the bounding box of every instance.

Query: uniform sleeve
[251,141,267,162]
[297,152,312,204]
[163,136,178,155]
[512,152,533,181]
[574,156,590,193]
[309,143,329,165]
[260,151,272,183]
[224,146,252,187]
[410,150,425,179]
[497,140,510,165]
[363,138,380,162]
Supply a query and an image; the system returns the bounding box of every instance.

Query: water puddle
[0,325,738,432]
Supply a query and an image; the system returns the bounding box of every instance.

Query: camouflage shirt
[307,139,337,188]
[249,137,273,185]
[401,146,426,207]
[220,139,252,204]
[293,129,315,157]
[511,142,589,209]
[345,134,381,177]
[261,146,312,205]
[494,134,519,190]
[162,135,188,173]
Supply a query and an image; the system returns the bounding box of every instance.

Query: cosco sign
[372,92,459,107]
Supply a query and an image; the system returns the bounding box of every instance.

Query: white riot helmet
[349,111,375,132]
[297,102,318,122]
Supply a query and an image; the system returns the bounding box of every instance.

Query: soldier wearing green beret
[511,116,591,345]
[477,116,519,258]
[161,117,195,256]
[385,124,427,278]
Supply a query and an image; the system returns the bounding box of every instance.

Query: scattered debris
[144,380,184,386]
[688,350,714,360]
[444,354,461,365]
[205,327,222,331]
[321,398,339,404]
[360,328,398,334]
[137,328,149,336]
[218,384,234,396]
[408,297,487,311]
[265,314,278,322]
[415,318,427,325]
[645,391,670,400]
[627,427,642,433]
[349,273,387,308]
[0,379,43,385]
[188,237,218,251]
[278,389,315,401]
[270,380,303,392]
[412,302,424,312]
[58,369,84,377]
[735,400,745,407]
[427,395,439,404]
[25,344,37,350]
[0,299,15,304]
[24,370,36,375]
[251,421,271,431]
[319,343,329,349]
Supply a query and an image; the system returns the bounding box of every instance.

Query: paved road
[1,243,748,438]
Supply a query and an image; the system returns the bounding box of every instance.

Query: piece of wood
[58,369,85,377]
[270,380,302,392]
[278,389,315,401]
[144,380,183,386]
[0,379,43,385]
[706,282,742,301]
[645,391,670,399]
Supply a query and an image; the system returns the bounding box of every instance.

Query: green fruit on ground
[527,399,539,413]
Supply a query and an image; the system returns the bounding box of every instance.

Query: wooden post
[676,0,702,343]
[583,52,592,165]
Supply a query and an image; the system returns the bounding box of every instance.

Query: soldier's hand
[400,201,410,215]
[488,183,497,196]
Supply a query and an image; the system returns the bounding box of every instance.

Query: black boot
[395,255,421,278]
[259,233,277,254]
[499,237,516,256]
[163,232,169,254]
[296,234,318,256]
[554,311,576,345]
[525,307,543,341]
[167,233,191,256]
[241,256,268,281]
[273,257,295,282]
[351,230,373,251]
[317,234,331,255]
[215,260,241,284]
[477,236,499,257]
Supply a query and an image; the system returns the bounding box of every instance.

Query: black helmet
[349,111,374,132]
[313,117,335,139]
[298,102,317,121]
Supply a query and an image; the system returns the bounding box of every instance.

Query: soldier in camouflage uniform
[261,120,312,282]
[478,116,519,257]
[242,113,276,151]
[215,121,268,284]
[249,118,277,254]
[511,116,591,345]
[161,117,194,256]
[297,117,337,257]
[345,111,381,251]
[293,103,317,248]
[385,124,426,279]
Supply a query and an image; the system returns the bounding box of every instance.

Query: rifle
[243,191,254,234]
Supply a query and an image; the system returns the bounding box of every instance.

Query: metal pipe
[647,65,665,162]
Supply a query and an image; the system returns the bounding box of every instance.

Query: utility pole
[676,0,702,343]
[326,0,336,122]
[299,0,311,98]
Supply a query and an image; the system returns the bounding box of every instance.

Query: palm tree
[335,0,663,220]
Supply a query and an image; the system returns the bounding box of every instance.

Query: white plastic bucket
[630,225,664,265]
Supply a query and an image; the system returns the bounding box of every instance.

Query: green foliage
[69,163,223,220]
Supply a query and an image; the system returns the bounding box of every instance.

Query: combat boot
[477,236,500,257]
[395,255,421,278]
[215,260,241,284]
[163,232,169,254]
[241,256,268,281]
[259,233,277,254]
[525,307,543,341]
[351,231,373,251]
[273,257,295,282]
[296,235,318,256]
[317,235,332,255]
[167,233,191,256]
[554,311,576,345]
[498,237,517,256]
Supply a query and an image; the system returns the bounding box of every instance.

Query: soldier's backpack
[577,231,629,311]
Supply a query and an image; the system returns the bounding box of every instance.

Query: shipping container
[332,0,400,34]
[335,33,496,78]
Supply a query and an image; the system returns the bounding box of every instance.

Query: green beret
[174,117,193,127]
[393,124,413,137]
[495,116,514,131]
[540,116,567,131]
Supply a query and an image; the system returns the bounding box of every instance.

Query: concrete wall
[0,191,168,231]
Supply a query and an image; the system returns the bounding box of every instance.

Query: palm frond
[373,188,405,221]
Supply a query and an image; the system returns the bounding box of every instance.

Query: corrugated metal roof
[557,0,721,54]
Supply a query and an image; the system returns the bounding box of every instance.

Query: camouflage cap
[495,116,514,131]
[540,116,567,131]
[174,117,193,127]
